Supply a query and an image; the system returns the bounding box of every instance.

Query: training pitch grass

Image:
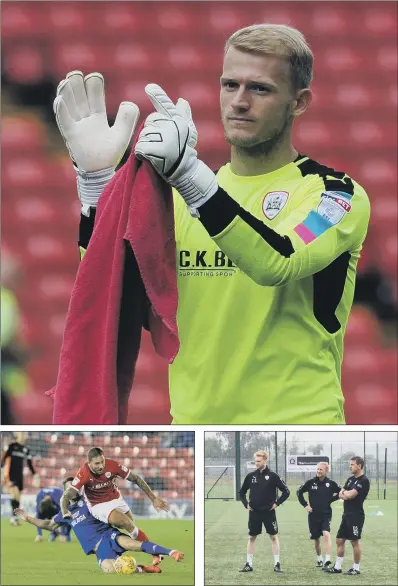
[1,519,194,585]
[205,499,397,585]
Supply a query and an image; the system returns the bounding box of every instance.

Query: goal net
[205,465,236,500]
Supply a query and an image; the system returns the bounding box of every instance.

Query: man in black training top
[1,432,37,526]
[326,456,370,576]
[297,461,341,570]
[239,450,290,574]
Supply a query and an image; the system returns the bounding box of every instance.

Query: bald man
[297,462,341,569]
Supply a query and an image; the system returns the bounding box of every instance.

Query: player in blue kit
[35,486,72,543]
[15,477,183,574]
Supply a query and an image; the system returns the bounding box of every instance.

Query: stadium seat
[311,5,350,35]
[359,158,396,186]
[363,8,397,36]
[345,306,382,346]
[379,235,398,280]
[46,2,94,37]
[155,4,198,35]
[167,45,209,72]
[51,41,106,78]
[11,390,54,425]
[95,3,143,37]
[207,4,247,36]
[2,115,47,151]
[177,82,219,114]
[195,120,226,151]
[3,45,47,84]
[343,345,397,389]
[345,384,397,424]
[1,2,48,39]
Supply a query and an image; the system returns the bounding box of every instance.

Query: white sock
[247,553,253,566]
[317,554,323,562]
[273,554,280,565]
[129,527,139,540]
[353,563,360,571]
[334,556,343,570]
[325,554,331,562]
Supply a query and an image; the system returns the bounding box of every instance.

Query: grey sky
[205,431,397,442]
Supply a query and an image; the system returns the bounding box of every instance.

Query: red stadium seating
[3,45,48,84]
[2,1,397,423]
[1,3,48,39]
[15,432,194,497]
[2,115,47,151]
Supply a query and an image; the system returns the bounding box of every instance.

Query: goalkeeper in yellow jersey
[54,24,370,424]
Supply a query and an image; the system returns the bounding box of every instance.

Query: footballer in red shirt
[61,447,169,563]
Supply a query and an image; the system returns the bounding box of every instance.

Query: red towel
[48,144,179,424]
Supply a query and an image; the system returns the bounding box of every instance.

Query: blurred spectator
[355,268,397,327]
[1,252,31,424]
[160,431,194,448]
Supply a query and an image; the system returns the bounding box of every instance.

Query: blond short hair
[225,24,313,90]
[255,450,269,461]
[318,461,329,472]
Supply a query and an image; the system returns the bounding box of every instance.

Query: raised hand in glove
[54,71,140,214]
[135,84,218,216]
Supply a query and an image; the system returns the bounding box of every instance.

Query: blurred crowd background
[1,1,397,424]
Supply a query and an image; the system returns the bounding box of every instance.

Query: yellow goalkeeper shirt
[170,155,370,424]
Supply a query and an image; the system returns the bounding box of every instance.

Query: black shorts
[9,476,23,491]
[336,513,365,541]
[308,513,331,540]
[248,509,278,536]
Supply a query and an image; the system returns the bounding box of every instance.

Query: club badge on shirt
[317,191,352,225]
[262,191,289,220]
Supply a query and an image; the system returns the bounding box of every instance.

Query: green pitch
[205,499,398,585]
[1,519,194,585]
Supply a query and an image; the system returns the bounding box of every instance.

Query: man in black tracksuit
[239,450,290,574]
[326,456,370,576]
[296,462,341,570]
[1,432,37,525]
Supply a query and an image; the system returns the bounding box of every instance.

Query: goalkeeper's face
[220,47,300,150]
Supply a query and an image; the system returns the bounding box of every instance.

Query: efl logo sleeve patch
[293,191,352,244]
[317,191,352,224]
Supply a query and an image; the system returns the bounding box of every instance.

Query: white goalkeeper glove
[134,84,218,216]
[53,71,140,214]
